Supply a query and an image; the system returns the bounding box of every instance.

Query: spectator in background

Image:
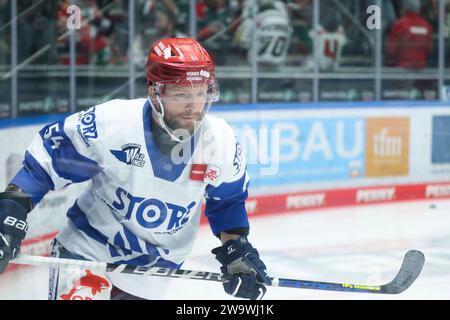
[419,0,439,33]
[0,0,10,66]
[155,10,188,40]
[196,0,239,51]
[131,0,192,68]
[131,0,158,67]
[286,0,312,59]
[160,0,190,32]
[443,0,450,68]
[132,9,188,67]
[386,0,432,69]
[56,0,118,66]
[233,0,292,66]
[79,0,114,66]
[17,0,58,64]
[307,10,347,71]
[197,0,231,41]
[103,0,128,65]
[196,0,239,65]
[420,0,450,68]
[57,1,79,64]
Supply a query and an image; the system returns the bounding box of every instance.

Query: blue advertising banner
[228,117,366,188]
[432,115,450,164]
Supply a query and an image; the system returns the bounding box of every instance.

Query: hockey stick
[11,250,424,294]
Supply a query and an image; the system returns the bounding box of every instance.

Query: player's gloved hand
[0,193,30,273]
[212,236,271,300]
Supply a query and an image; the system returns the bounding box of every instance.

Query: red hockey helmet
[146,38,216,87]
[145,38,219,142]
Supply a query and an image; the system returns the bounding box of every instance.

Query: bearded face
[149,83,208,134]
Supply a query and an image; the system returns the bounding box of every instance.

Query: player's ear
[148,84,155,97]
[148,85,162,112]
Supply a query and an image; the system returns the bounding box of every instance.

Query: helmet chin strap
[147,94,186,143]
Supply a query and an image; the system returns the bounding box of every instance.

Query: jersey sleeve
[10,105,105,205]
[203,122,250,236]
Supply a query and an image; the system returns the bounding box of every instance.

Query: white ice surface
[1,199,449,300]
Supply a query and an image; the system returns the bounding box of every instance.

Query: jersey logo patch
[112,187,197,233]
[77,106,98,147]
[233,141,243,175]
[190,164,221,183]
[110,143,146,167]
[204,165,221,183]
[60,270,110,300]
[190,164,207,181]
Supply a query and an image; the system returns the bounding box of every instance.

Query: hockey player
[0,38,271,300]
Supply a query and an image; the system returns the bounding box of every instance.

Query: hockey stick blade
[269,250,425,294]
[379,249,425,294]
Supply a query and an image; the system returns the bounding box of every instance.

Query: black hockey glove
[212,236,271,300]
[0,191,32,273]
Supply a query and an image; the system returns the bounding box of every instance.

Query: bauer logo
[431,116,450,163]
[110,143,145,167]
[286,193,326,209]
[365,117,409,177]
[426,184,450,198]
[356,188,396,203]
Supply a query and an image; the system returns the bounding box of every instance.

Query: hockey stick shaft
[10,254,380,292]
[11,250,424,294]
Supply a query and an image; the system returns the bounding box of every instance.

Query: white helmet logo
[163,47,172,60]
[200,70,210,78]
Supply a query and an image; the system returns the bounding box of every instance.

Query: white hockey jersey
[234,0,292,66]
[11,98,250,299]
[308,25,347,71]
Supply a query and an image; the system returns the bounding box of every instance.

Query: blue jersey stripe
[107,243,121,258]
[113,231,133,256]
[67,201,109,246]
[10,151,55,204]
[67,203,168,262]
[123,226,143,253]
[145,242,166,256]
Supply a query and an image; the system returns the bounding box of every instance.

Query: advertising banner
[230,117,365,188]
[365,117,410,177]
[432,115,450,164]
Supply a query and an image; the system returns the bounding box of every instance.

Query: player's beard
[164,112,203,136]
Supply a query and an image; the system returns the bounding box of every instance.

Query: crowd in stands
[0,0,446,71]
